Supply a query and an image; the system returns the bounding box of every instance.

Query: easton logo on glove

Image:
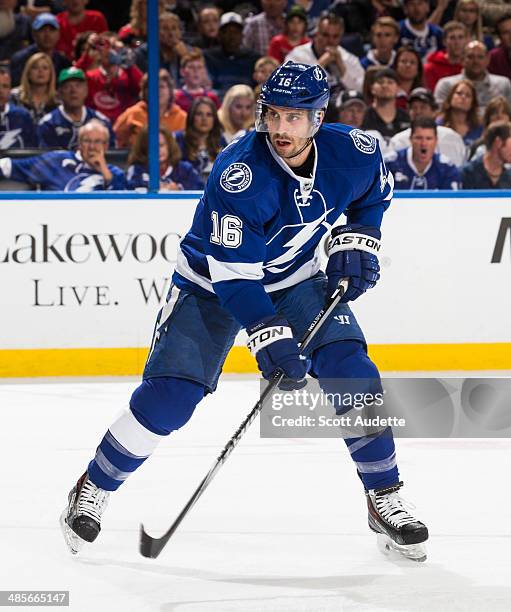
[325,224,382,303]
[247,324,293,355]
[327,231,381,256]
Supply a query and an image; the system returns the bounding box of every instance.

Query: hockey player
[60,61,429,561]
[385,116,461,189]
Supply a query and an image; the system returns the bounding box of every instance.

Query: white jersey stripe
[207,256,264,283]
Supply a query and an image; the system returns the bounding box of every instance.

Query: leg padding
[130,376,205,436]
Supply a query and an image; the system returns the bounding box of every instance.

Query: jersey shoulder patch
[349,128,377,155]
[212,132,269,198]
[219,162,252,193]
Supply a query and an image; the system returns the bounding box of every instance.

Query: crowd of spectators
[2,0,511,191]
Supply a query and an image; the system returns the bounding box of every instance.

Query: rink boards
[0,191,510,377]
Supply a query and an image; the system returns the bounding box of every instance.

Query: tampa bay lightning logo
[65,173,105,192]
[313,66,324,81]
[349,129,377,155]
[220,163,252,193]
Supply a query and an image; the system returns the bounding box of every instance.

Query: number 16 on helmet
[255,61,330,138]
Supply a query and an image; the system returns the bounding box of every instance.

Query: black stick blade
[139,523,171,559]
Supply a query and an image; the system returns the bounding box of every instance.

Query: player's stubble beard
[269,132,313,166]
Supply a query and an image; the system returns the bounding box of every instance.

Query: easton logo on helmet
[220,163,252,193]
[349,129,377,154]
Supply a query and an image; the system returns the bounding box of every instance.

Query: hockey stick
[139,279,348,559]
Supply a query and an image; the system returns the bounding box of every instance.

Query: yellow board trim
[0,343,510,377]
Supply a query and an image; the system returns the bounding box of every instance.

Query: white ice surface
[1,375,511,612]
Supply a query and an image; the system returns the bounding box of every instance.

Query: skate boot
[366,481,428,562]
[60,472,110,555]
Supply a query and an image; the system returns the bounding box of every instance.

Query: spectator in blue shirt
[385,116,461,189]
[38,66,114,149]
[126,127,204,192]
[399,0,443,59]
[0,66,37,149]
[360,17,400,70]
[174,96,227,184]
[0,119,126,190]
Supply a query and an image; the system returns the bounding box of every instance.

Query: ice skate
[366,481,428,562]
[60,472,110,555]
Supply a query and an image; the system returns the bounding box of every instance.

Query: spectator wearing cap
[424,21,468,92]
[461,120,511,189]
[0,119,126,191]
[399,0,443,60]
[336,90,367,129]
[9,13,71,88]
[114,69,186,148]
[285,13,364,92]
[488,14,511,81]
[360,17,399,70]
[385,117,461,189]
[0,0,31,62]
[174,49,220,114]
[38,66,114,149]
[434,41,511,114]
[56,0,108,60]
[389,87,466,166]
[268,5,309,63]
[84,33,143,124]
[243,0,286,57]
[362,68,411,144]
[204,12,260,100]
[0,65,37,149]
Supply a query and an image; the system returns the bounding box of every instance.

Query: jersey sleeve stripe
[206,256,264,283]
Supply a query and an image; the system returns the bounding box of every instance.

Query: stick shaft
[139,281,347,558]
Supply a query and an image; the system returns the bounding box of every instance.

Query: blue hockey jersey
[38,105,115,150]
[385,147,460,190]
[399,19,443,59]
[126,161,204,191]
[0,150,127,191]
[173,124,394,327]
[0,103,37,149]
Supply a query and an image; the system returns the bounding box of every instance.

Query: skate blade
[59,509,86,555]
[376,533,427,562]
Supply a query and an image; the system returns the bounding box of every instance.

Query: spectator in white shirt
[389,87,467,166]
[285,13,364,92]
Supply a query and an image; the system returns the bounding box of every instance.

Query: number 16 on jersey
[210,211,243,248]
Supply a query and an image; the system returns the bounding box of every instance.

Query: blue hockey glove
[246,315,310,389]
[326,224,381,302]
